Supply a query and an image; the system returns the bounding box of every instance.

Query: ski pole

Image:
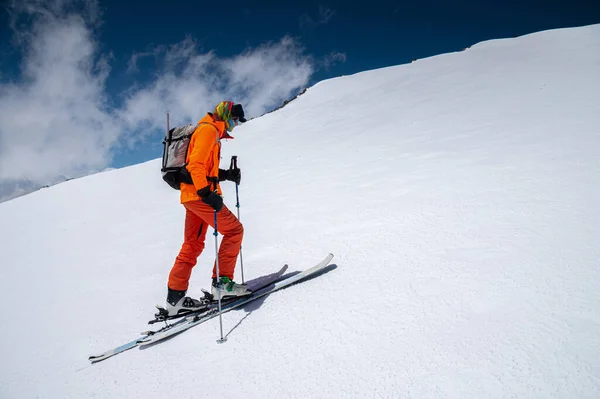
[230,155,245,284]
[214,209,227,344]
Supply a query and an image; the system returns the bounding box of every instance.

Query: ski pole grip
[230,155,238,170]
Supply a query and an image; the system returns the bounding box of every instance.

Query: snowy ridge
[1,24,600,398]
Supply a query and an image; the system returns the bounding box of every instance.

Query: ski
[88,264,289,364]
[137,253,334,347]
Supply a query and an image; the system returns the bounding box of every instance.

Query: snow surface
[1,24,600,398]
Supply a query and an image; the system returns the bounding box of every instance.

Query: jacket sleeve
[187,124,217,192]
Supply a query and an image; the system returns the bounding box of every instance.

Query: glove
[218,168,241,185]
[228,168,241,185]
[197,186,223,212]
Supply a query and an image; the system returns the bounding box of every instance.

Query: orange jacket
[180,113,227,203]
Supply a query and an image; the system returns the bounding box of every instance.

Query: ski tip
[88,354,109,363]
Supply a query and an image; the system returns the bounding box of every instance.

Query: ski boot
[211,277,251,300]
[165,288,207,317]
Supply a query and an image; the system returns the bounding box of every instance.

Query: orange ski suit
[168,113,243,291]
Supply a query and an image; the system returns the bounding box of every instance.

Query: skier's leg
[168,203,209,291]
[211,205,244,280]
[179,200,243,280]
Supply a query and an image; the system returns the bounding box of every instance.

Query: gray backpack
[161,123,198,190]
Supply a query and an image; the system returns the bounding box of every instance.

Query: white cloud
[0,0,315,195]
[299,6,335,32]
[126,51,157,74]
[323,52,347,70]
[120,36,313,139]
[225,37,314,112]
[0,0,119,183]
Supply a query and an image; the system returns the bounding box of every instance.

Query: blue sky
[0,0,599,198]
[96,0,600,107]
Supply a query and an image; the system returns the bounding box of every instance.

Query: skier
[166,101,250,316]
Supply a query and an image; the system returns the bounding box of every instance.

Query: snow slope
[1,24,600,398]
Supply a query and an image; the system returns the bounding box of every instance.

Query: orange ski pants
[168,200,243,291]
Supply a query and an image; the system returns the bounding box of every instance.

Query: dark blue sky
[96,0,600,92]
[1,0,599,174]
[2,0,599,99]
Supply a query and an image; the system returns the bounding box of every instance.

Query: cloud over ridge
[0,0,314,194]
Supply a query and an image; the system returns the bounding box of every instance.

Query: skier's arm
[187,125,216,192]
